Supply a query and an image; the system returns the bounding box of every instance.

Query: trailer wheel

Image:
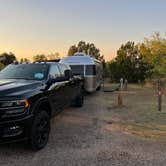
[96,85,101,91]
[74,92,84,107]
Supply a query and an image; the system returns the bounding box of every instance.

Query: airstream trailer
[60,54,103,92]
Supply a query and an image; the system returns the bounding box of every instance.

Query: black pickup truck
[0,62,84,150]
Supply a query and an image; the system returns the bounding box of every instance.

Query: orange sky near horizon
[0,43,117,62]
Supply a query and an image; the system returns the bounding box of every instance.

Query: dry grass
[104,83,166,142]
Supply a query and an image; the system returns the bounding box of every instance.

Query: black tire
[74,92,84,107]
[29,110,50,151]
[96,85,101,91]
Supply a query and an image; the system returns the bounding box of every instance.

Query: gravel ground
[0,89,166,166]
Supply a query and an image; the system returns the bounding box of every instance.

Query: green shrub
[0,63,5,71]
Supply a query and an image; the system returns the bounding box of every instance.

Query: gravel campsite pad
[0,84,166,166]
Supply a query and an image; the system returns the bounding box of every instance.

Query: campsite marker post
[124,79,128,91]
[118,78,123,106]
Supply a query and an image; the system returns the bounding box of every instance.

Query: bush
[0,63,4,71]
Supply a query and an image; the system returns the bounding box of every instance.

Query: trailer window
[70,65,84,76]
[85,65,96,75]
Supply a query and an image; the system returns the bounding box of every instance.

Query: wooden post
[158,80,162,111]
[118,92,123,106]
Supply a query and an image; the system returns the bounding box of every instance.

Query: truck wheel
[29,110,50,151]
[75,92,84,107]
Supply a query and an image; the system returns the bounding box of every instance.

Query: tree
[103,60,110,78]
[140,32,166,78]
[47,52,60,60]
[0,52,17,65]
[20,58,30,63]
[68,45,78,56]
[33,54,47,62]
[67,41,104,61]
[109,41,153,82]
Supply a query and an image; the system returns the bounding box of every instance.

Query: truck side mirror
[48,75,56,83]
[64,70,73,80]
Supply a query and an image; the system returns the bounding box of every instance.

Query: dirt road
[0,86,166,166]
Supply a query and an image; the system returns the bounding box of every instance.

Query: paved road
[0,91,165,166]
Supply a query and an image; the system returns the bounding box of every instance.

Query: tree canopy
[33,54,47,62]
[47,52,60,60]
[20,58,30,63]
[0,52,17,66]
[33,52,60,62]
[67,41,104,61]
[139,32,166,78]
[106,32,166,82]
[108,41,153,82]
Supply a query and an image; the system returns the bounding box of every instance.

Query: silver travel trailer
[60,53,103,92]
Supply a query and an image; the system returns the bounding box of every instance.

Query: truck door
[57,64,72,104]
[48,64,67,113]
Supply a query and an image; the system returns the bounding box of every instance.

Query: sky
[0,0,166,61]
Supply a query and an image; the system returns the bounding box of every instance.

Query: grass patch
[104,83,166,141]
